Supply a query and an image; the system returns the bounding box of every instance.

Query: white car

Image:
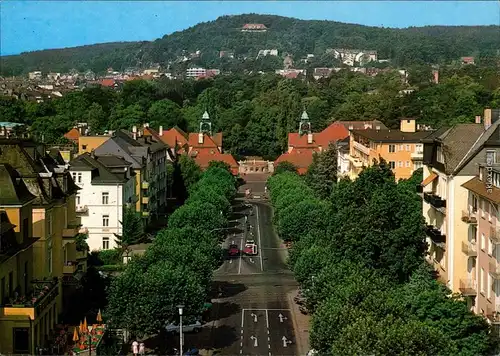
[165,320,202,334]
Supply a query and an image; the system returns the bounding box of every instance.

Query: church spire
[199,110,212,136]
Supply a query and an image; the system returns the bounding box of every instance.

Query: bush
[98,249,121,266]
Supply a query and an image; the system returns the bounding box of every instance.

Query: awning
[421,172,438,187]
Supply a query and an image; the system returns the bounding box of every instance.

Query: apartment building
[69,153,136,251]
[0,140,83,354]
[421,109,500,322]
[348,118,431,180]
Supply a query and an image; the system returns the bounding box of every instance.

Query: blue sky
[1,1,499,56]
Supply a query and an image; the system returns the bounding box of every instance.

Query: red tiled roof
[99,79,115,87]
[288,133,320,148]
[274,150,317,174]
[284,72,299,79]
[315,123,350,147]
[191,150,239,175]
[212,132,222,147]
[188,133,219,150]
[160,127,189,148]
[64,128,80,143]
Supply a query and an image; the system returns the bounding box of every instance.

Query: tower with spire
[298,110,311,135]
[198,111,212,144]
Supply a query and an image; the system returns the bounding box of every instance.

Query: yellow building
[0,164,60,354]
[0,140,85,353]
[348,118,431,180]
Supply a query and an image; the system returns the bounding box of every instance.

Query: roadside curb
[287,290,310,356]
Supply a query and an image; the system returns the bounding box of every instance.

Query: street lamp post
[87,325,94,356]
[177,305,184,356]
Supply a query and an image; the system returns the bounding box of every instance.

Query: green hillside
[1,14,500,75]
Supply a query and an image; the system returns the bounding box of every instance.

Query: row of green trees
[267,164,497,355]
[105,163,236,338]
[1,63,499,159]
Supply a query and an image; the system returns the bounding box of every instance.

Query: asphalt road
[210,200,299,356]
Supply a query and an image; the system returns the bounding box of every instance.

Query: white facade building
[70,153,136,251]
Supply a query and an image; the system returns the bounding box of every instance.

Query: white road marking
[249,258,255,264]
[250,336,258,347]
[251,313,258,322]
[229,259,233,264]
[238,236,243,274]
[268,337,270,342]
[278,313,288,323]
[265,309,269,329]
[242,308,291,311]
[256,205,264,271]
[282,336,292,347]
[241,310,245,328]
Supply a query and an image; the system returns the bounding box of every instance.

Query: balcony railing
[491,226,500,244]
[459,278,477,296]
[461,210,478,224]
[1,277,59,319]
[490,260,500,279]
[62,225,80,238]
[461,241,478,257]
[353,141,370,155]
[425,225,446,245]
[348,155,363,168]
[76,205,89,215]
[423,192,447,211]
[142,181,149,190]
[411,150,424,160]
[63,261,78,275]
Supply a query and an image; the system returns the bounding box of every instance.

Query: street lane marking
[255,204,264,271]
[229,259,233,264]
[282,336,292,347]
[250,336,258,347]
[251,313,258,322]
[278,313,288,323]
[241,310,245,328]
[242,308,291,311]
[265,309,269,329]
[238,235,243,275]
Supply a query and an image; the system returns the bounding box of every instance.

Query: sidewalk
[287,290,311,356]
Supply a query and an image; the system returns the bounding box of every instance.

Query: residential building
[313,68,334,80]
[283,55,294,69]
[158,126,190,156]
[69,153,136,251]
[241,23,267,32]
[422,109,500,320]
[92,128,169,222]
[275,69,306,79]
[219,51,234,59]
[348,118,432,180]
[331,49,378,66]
[186,68,206,79]
[28,71,42,80]
[461,56,475,65]
[336,137,351,179]
[78,135,110,155]
[187,112,239,175]
[257,49,278,57]
[0,140,83,353]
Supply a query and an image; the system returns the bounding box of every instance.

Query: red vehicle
[243,240,258,256]
[228,244,240,256]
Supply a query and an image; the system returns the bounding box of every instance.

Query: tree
[178,155,202,193]
[305,142,338,199]
[168,201,227,231]
[147,99,187,131]
[274,161,298,175]
[86,102,106,133]
[114,206,144,248]
[207,160,232,173]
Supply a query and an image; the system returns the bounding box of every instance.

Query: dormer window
[349,125,354,130]
[436,145,444,163]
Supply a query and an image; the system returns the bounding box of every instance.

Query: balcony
[142,196,149,205]
[491,226,500,244]
[63,261,78,275]
[352,141,370,155]
[411,150,424,160]
[62,225,80,238]
[459,279,477,296]
[461,210,478,224]
[348,155,364,168]
[461,241,478,257]
[142,181,149,190]
[486,307,500,324]
[423,192,447,212]
[490,260,500,279]
[0,278,59,319]
[76,205,89,215]
[425,225,446,245]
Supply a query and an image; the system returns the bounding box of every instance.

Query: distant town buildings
[241,23,268,32]
[329,48,378,66]
[257,49,278,58]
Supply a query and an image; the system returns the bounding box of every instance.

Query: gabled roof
[288,133,320,148]
[69,153,129,185]
[335,120,388,130]
[160,127,189,148]
[0,164,36,206]
[352,129,433,143]
[315,123,350,147]
[188,133,219,150]
[64,128,81,142]
[274,149,317,174]
[93,138,143,169]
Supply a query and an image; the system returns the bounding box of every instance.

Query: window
[406,144,410,151]
[77,173,82,183]
[348,125,353,130]
[102,192,109,205]
[389,161,396,169]
[102,215,109,227]
[481,199,485,218]
[414,161,423,170]
[488,274,492,299]
[481,233,486,250]
[82,144,87,150]
[47,212,53,236]
[481,268,485,294]
[102,237,109,250]
[399,144,404,151]
[436,145,444,163]
[405,161,410,168]
[389,144,395,153]
[488,202,492,222]
[489,238,494,255]
[480,168,484,180]
[47,244,52,274]
[76,194,80,205]
[398,161,403,168]
[486,150,496,165]
[71,173,76,181]
[472,195,478,213]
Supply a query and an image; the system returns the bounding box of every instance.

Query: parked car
[166,320,202,334]
[299,305,309,315]
[184,348,200,355]
[228,244,240,256]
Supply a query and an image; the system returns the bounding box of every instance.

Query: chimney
[198,133,204,144]
[484,109,492,130]
[90,149,95,159]
[159,126,163,136]
[307,133,313,144]
[132,125,137,140]
[475,115,482,124]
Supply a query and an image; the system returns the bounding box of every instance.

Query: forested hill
[2,13,500,75]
